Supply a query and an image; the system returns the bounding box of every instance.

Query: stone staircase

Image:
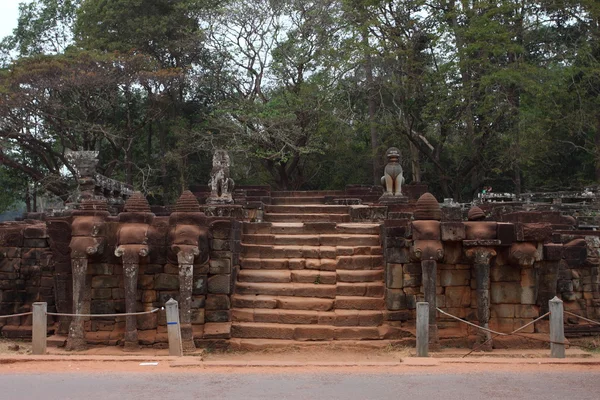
[231,191,402,342]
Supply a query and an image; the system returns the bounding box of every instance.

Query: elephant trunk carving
[115,192,154,350]
[66,200,109,351]
[169,191,209,352]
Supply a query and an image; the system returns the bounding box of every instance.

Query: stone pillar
[421,259,438,345]
[114,192,154,351]
[412,192,443,347]
[177,250,198,351]
[169,191,209,352]
[66,257,88,351]
[466,247,496,350]
[123,259,139,347]
[66,199,108,351]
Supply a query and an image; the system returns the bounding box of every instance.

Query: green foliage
[1,0,600,206]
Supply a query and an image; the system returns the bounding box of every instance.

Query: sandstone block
[515,304,539,318]
[491,264,521,282]
[386,263,403,289]
[138,275,154,290]
[403,273,421,287]
[0,247,21,258]
[441,222,465,241]
[92,275,120,288]
[491,304,515,318]
[205,310,231,323]
[443,242,464,264]
[445,286,471,307]
[208,274,231,294]
[517,223,552,242]
[385,288,406,310]
[209,258,231,274]
[544,244,563,261]
[206,294,231,310]
[154,274,179,290]
[23,238,48,248]
[142,290,157,303]
[137,312,158,330]
[465,221,497,240]
[91,288,112,300]
[193,275,207,295]
[490,282,521,304]
[211,220,232,239]
[411,221,441,240]
[385,247,410,264]
[164,264,179,274]
[439,270,470,287]
[521,286,536,305]
[521,268,536,287]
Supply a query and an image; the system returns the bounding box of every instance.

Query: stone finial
[78,198,108,212]
[414,193,441,221]
[175,190,201,212]
[467,206,486,221]
[124,191,151,213]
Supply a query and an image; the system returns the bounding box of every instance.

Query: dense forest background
[1,0,599,211]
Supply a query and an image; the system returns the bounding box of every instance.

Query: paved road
[1,366,599,400]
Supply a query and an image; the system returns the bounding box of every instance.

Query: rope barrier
[436,307,508,336]
[564,311,600,326]
[0,311,33,319]
[462,311,550,357]
[436,308,595,355]
[46,307,162,318]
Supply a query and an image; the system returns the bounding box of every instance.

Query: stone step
[235,282,337,298]
[231,322,388,340]
[334,296,386,310]
[271,197,325,205]
[242,234,381,246]
[240,256,383,270]
[336,282,385,297]
[238,269,337,284]
[241,244,382,259]
[336,270,384,282]
[264,213,351,223]
[231,295,334,311]
[232,308,384,326]
[271,190,345,197]
[242,222,381,235]
[231,295,384,311]
[228,338,415,351]
[264,205,350,214]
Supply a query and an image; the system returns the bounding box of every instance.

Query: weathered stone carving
[114,192,154,350]
[207,150,235,205]
[411,193,443,347]
[66,199,109,351]
[169,191,209,351]
[465,246,497,350]
[65,150,134,211]
[508,242,538,268]
[66,150,100,202]
[467,206,486,221]
[379,147,407,204]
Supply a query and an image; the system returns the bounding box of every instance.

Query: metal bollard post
[549,296,565,358]
[165,298,183,356]
[416,302,429,357]
[32,302,47,355]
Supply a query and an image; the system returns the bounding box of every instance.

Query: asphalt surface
[2,368,599,400]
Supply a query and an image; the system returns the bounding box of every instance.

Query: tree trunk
[409,141,420,183]
[361,27,379,185]
[595,116,600,183]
